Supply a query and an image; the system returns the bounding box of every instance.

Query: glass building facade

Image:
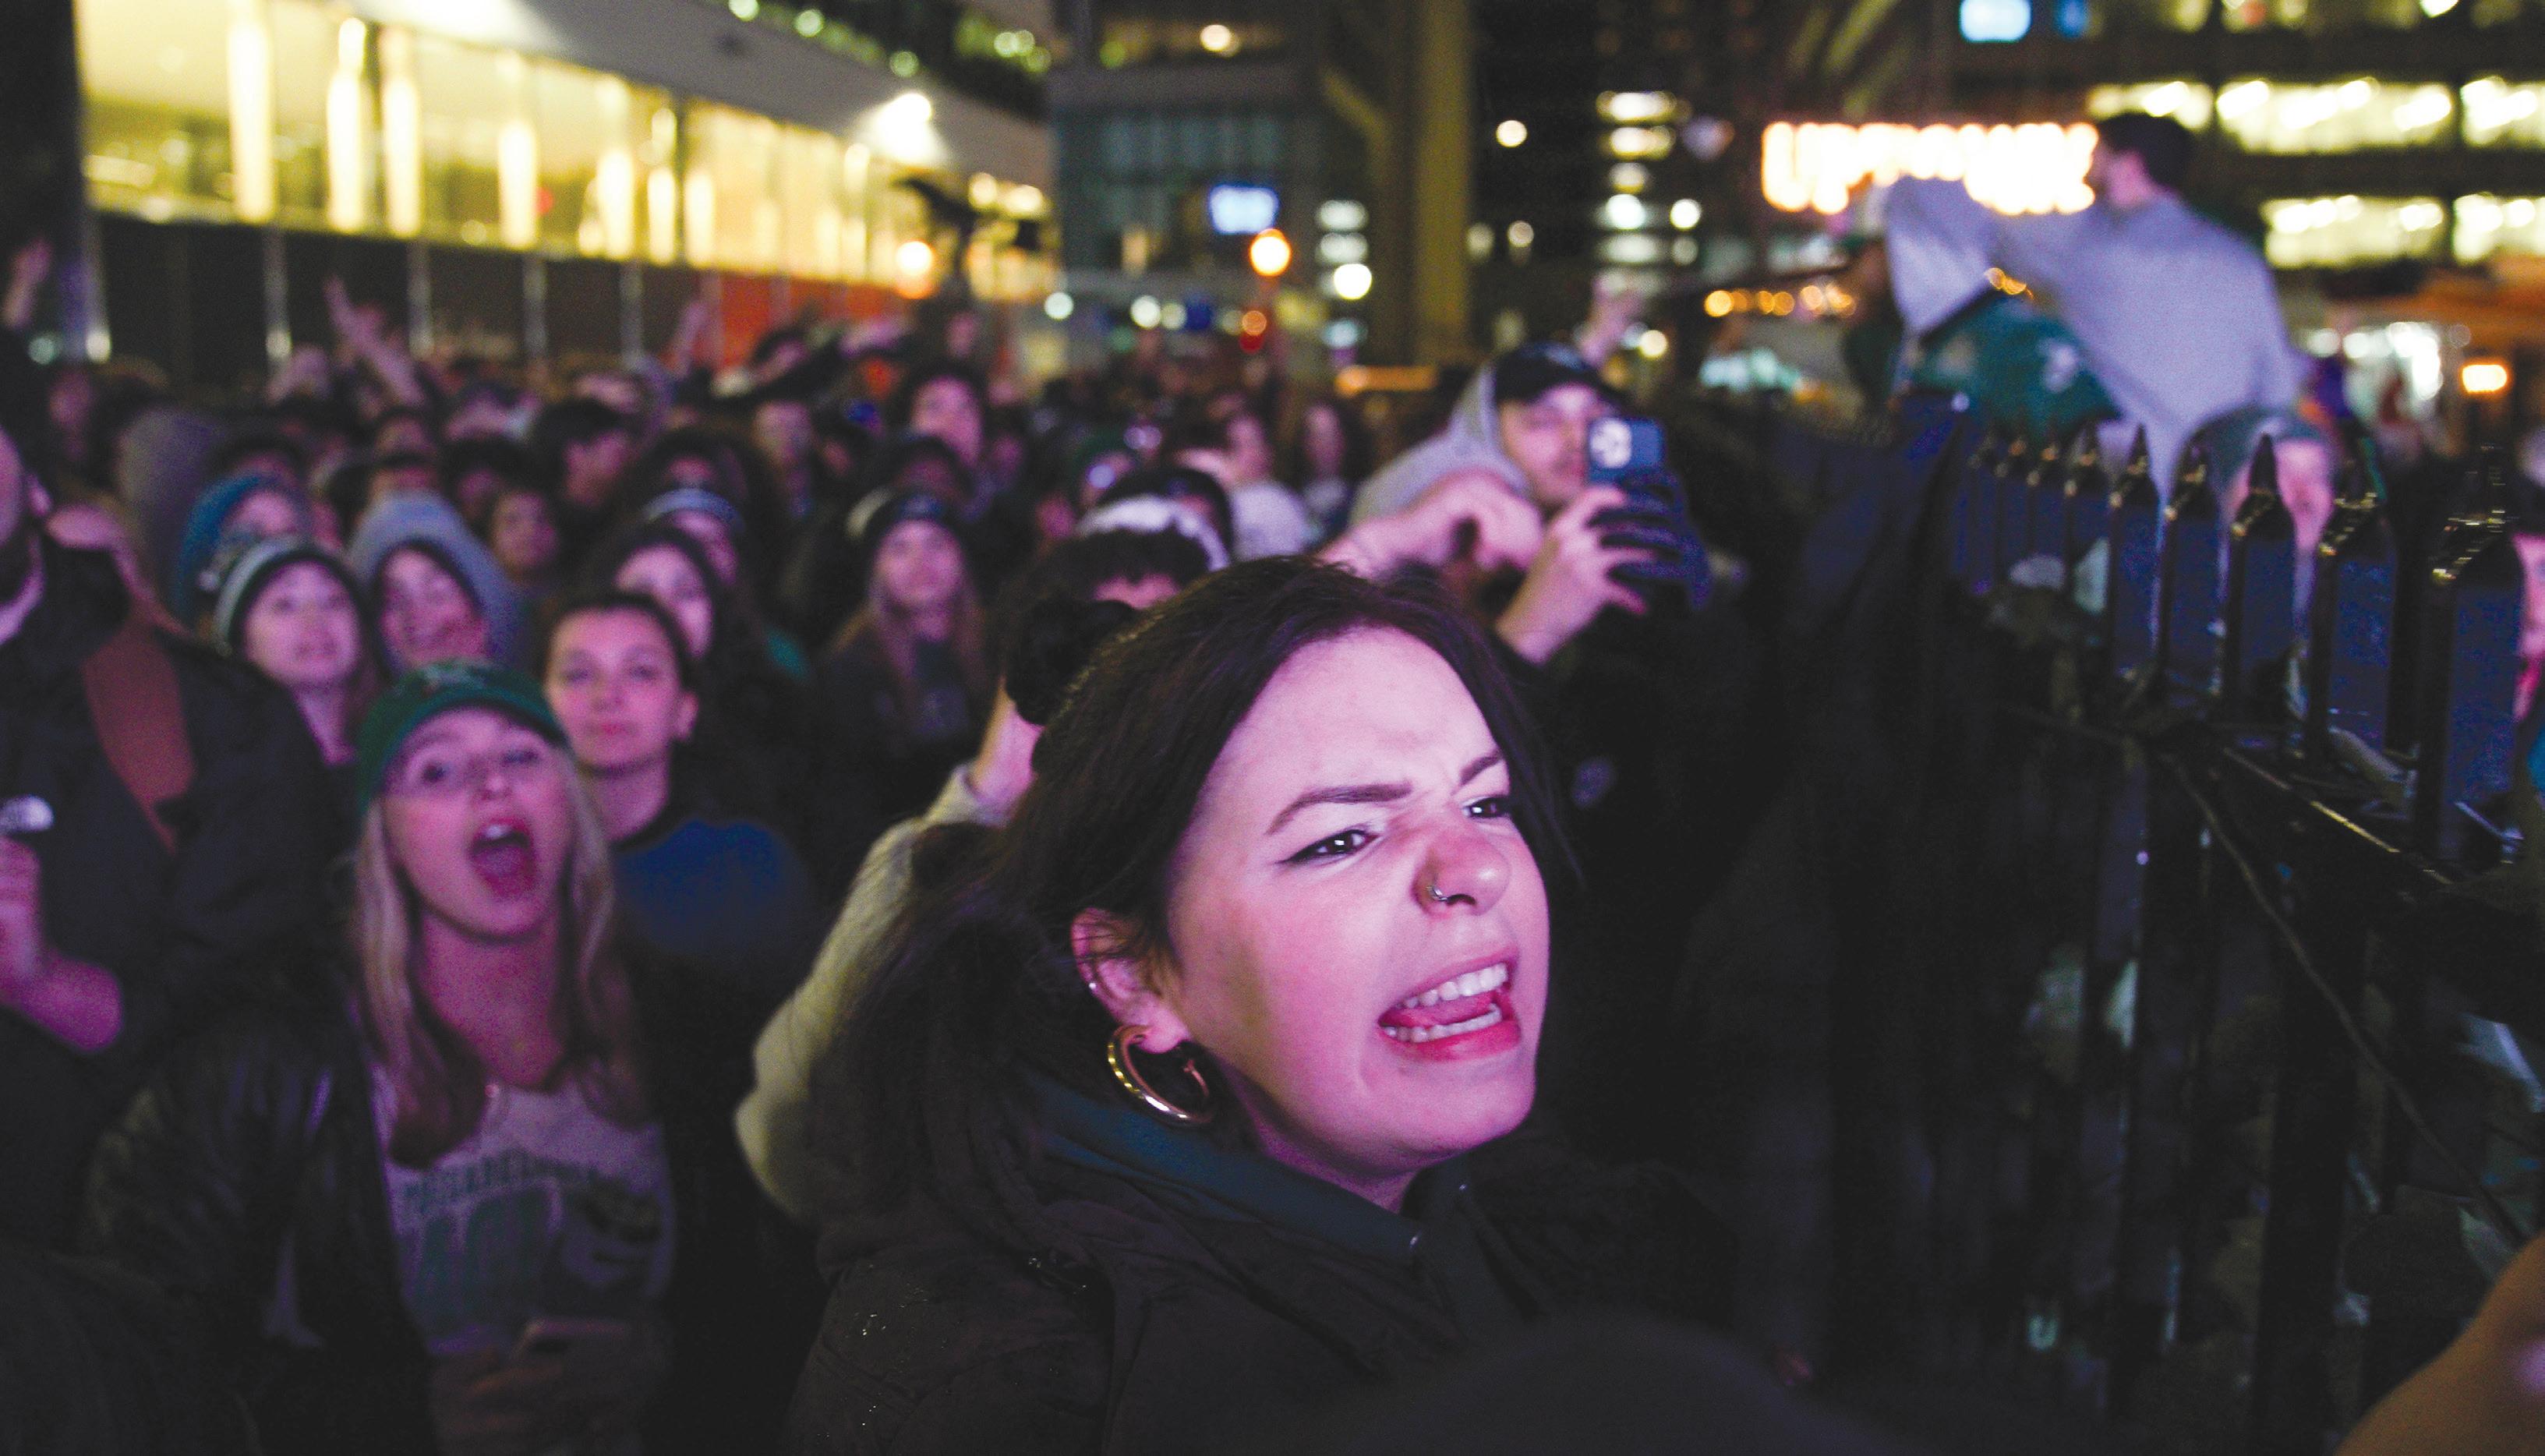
[70,0,1057,383]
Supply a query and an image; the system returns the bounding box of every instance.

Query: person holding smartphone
[78,663,795,1455]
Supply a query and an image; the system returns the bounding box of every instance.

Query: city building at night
[1464,0,2543,436]
[1042,0,1475,367]
[1761,0,2545,432]
[47,0,1062,390]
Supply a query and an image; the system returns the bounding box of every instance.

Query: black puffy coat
[76,950,804,1455]
[783,1124,1732,1456]
[0,539,337,1247]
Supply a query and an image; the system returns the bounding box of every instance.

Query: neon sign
[1762,121,2098,217]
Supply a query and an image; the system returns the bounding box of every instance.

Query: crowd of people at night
[7,108,2545,1456]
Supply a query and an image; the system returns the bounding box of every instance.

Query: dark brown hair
[812,558,1571,1253]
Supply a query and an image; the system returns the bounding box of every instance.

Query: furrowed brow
[1267,782,1410,836]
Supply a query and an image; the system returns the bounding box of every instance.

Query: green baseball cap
[354,660,565,818]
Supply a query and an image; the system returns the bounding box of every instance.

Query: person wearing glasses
[78,663,797,1454]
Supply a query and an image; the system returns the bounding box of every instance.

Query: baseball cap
[354,660,565,818]
[1493,342,1612,407]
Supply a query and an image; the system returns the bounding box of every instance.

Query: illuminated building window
[73,0,1046,299]
[2453,194,2545,261]
[267,2,365,231]
[2084,80,2213,132]
[691,104,784,271]
[2215,79,2455,154]
[1096,18,1288,67]
[2114,0,2437,27]
[412,31,505,246]
[1600,235,1663,266]
[2261,196,2445,267]
[1599,92,1681,125]
[2464,78,2545,147]
[773,122,844,276]
[527,65,664,260]
[2222,0,2312,30]
[1607,126,1674,159]
[76,0,243,221]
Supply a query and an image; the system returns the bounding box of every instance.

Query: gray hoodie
[1886,178,2302,493]
[1349,367,1532,525]
[346,493,529,670]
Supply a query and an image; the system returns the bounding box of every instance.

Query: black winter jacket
[76,951,803,1455]
[0,539,337,1247]
[783,1125,1731,1456]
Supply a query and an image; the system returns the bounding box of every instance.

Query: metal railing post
[2158,447,2222,707]
[2222,436,2296,723]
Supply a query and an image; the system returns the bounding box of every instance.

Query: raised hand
[1496,486,1652,664]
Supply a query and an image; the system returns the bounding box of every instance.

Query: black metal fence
[1755,398,2545,1454]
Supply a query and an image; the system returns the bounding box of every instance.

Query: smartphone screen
[1588,417,1668,486]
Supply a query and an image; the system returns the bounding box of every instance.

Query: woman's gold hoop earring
[1108,1023,1215,1126]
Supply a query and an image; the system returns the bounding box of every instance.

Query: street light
[1248,228,1292,277]
[1496,119,1529,148]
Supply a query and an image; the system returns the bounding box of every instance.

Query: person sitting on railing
[1884,111,2304,494]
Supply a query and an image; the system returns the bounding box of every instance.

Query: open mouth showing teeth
[1380,1002,1507,1044]
[1393,963,1509,1011]
[1377,963,1516,1049]
[468,822,536,896]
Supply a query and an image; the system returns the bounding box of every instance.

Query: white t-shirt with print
[373,1068,675,1358]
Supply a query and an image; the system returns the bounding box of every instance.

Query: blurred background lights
[1246,227,1292,277]
[1599,91,1677,124]
[1602,193,1649,229]
[1318,200,1368,231]
[1608,126,1674,159]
